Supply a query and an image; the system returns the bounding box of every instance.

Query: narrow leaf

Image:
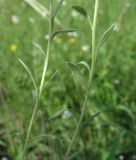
[80,112,101,129]
[67,62,78,74]
[72,6,88,18]
[33,42,45,57]
[48,109,65,121]
[19,59,37,91]
[51,29,76,40]
[51,0,64,29]
[67,62,86,97]
[76,61,91,74]
[98,24,116,48]
[52,0,64,19]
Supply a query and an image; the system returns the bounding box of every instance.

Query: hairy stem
[63,0,99,159]
[21,2,53,160]
[21,98,39,160]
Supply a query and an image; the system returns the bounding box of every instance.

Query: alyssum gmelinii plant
[19,0,115,159]
[19,0,75,159]
[63,0,116,159]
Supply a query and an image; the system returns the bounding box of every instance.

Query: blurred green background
[0,0,136,159]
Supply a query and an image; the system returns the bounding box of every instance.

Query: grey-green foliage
[63,1,116,159]
[72,6,88,19]
[98,24,116,48]
[19,0,75,159]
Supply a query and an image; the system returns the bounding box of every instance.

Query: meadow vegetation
[0,0,136,160]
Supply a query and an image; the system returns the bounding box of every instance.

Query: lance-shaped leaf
[98,24,116,48]
[52,0,64,19]
[76,61,91,74]
[67,62,86,97]
[51,0,64,28]
[51,29,76,40]
[72,6,88,19]
[80,112,101,130]
[19,59,37,91]
[48,109,65,121]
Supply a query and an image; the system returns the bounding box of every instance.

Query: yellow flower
[10,43,17,52]
[68,37,76,44]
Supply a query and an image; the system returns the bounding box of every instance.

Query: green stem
[63,0,99,159]
[21,2,53,160]
[39,34,52,97]
[21,98,39,160]
[39,5,52,98]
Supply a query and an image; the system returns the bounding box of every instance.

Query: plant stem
[21,98,39,160]
[39,33,52,98]
[21,2,53,160]
[63,0,99,159]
